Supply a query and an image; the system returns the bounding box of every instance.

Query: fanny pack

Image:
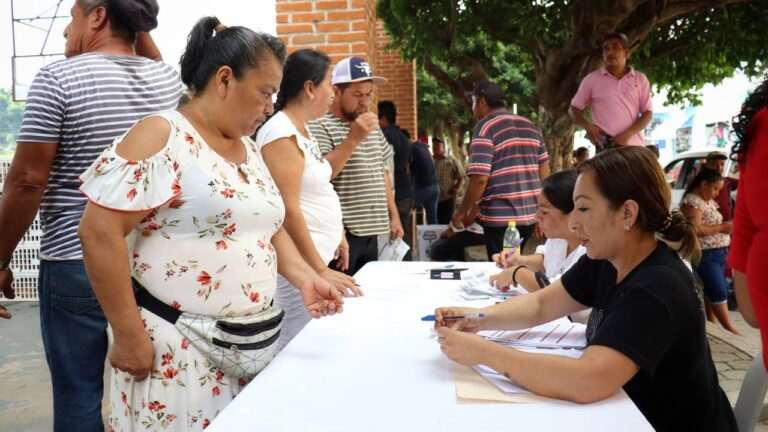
[132,278,284,379]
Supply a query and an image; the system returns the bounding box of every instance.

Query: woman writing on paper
[255,49,362,352]
[489,170,586,293]
[434,147,736,431]
[78,18,342,430]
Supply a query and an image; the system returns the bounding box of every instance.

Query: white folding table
[209,261,652,431]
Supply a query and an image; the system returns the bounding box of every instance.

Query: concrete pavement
[1,301,766,431]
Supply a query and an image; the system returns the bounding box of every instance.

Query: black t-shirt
[381,125,413,200]
[561,243,736,431]
[410,141,437,188]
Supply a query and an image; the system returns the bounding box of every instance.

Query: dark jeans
[413,182,439,225]
[482,223,537,260]
[437,198,455,225]
[429,231,486,261]
[697,247,729,304]
[38,259,108,432]
[330,232,379,276]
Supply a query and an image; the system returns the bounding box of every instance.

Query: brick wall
[275,0,417,137]
[374,20,416,138]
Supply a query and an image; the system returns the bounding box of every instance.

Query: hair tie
[660,212,674,231]
[215,23,228,33]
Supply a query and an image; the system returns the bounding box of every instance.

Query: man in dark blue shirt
[411,130,439,224]
[378,101,414,256]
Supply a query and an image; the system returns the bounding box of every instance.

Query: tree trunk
[537,106,576,172]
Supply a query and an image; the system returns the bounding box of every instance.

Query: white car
[663,150,737,209]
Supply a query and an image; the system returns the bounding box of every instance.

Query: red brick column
[275,0,417,136]
[374,20,417,138]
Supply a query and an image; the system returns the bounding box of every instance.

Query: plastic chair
[734,351,768,432]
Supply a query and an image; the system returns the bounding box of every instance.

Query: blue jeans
[38,259,108,432]
[697,247,729,304]
[413,182,439,225]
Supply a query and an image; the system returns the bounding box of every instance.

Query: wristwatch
[0,259,11,271]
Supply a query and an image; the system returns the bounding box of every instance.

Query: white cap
[331,56,388,86]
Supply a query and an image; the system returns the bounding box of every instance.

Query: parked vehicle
[663,150,737,209]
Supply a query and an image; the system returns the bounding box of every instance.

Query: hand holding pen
[492,238,525,268]
[430,307,485,332]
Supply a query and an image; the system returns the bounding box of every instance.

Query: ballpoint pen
[421,313,485,322]
[502,238,525,265]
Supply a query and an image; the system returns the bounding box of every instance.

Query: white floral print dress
[79,110,285,431]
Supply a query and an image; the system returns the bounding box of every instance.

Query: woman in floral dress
[78,17,343,431]
[681,167,737,334]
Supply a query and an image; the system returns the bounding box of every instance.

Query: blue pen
[421,313,485,321]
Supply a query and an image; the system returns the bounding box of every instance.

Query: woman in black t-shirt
[434,147,736,431]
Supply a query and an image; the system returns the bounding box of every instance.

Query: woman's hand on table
[110,330,155,381]
[432,306,485,332]
[489,269,513,291]
[437,327,489,366]
[299,276,344,318]
[319,267,363,297]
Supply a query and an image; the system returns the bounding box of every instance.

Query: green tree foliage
[0,89,25,151]
[379,0,768,170]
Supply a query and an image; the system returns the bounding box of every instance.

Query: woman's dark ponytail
[274,49,331,113]
[178,16,287,95]
[179,17,220,92]
[657,210,701,265]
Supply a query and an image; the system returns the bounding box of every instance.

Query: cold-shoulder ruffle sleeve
[80,141,180,212]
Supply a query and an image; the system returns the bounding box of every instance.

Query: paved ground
[1,301,767,431]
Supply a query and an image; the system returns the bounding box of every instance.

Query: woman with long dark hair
[681,168,738,333]
[728,74,768,367]
[491,169,586,293]
[77,17,343,430]
[255,49,361,351]
[434,147,736,431]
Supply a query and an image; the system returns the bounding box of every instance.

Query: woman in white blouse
[491,170,586,292]
[256,49,361,351]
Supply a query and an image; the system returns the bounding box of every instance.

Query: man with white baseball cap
[308,56,404,275]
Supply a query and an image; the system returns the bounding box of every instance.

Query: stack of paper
[463,322,587,396]
[480,321,587,350]
[457,271,524,300]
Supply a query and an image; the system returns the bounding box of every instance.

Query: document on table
[480,321,587,350]
[457,271,524,300]
[472,347,584,395]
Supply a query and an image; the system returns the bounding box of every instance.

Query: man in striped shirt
[447,81,549,259]
[0,1,180,430]
[309,57,403,275]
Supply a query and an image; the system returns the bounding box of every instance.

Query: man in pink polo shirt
[569,32,653,150]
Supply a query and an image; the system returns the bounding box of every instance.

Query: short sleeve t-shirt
[570,67,652,146]
[255,111,344,263]
[560,243,736,431]
[466,110,548,227]
[680,193,730,250]
[308,112,393,237]
[16,52,181,259]
[533,238,586,280]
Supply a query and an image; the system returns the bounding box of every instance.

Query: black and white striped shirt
[308,112,394,237]
[16,52,181,260]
